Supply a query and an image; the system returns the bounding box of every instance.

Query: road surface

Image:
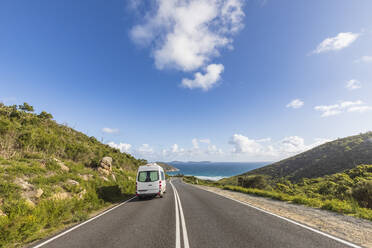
[31,179,359,248]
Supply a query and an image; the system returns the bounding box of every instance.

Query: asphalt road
[31,179,359,248]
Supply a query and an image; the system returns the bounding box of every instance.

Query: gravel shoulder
[191,184,372,248]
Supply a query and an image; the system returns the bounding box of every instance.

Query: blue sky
[1,0,372,162]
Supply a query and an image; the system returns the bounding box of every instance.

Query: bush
[352,180,372,208]
[18,102,34,112]
[239,175,268,189]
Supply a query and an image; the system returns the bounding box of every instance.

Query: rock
[14,178,34,191]
[98,167,110,176]
[78,189,87,199]
[35,188,43,198]
[53,158,69,172]
[52,192,71,200]
[79,174,93,181]
[99,157,112,172]
[0,209,6,217]
[100,176,109,182]
[66,179,79,186]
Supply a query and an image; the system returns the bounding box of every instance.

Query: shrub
[240,175,268,189]
[352,180,372,208]
[38,111,53,120]
[18,102,34,112]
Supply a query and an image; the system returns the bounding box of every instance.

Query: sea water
[166,162,269,181]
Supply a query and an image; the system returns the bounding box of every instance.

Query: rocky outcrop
[53,158,69,172]
[98,157,112,176]
[79,174,93,181]
[51,192,71,200]
[14,178,43,206]
[66,179,79,186]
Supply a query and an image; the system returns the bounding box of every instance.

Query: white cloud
[131,0,244,72]
[102,127,119,134]
[346,79,361,90]
[278,136,307,154]
[228,134,332,158]
[256,138,271,142]
[314,100,372,117]
[137,144,154,155]
[108,142,132,153]
[313,32,359,54]
[192,138,199,149]
[181,64,224,91]
[286,99,304,109]
[355,56,372,63]
[229,134,265,154]
[347,105,372,113]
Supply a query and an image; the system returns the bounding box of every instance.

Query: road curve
[31,179,358,248]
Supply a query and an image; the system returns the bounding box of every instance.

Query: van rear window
[138,171,159,182]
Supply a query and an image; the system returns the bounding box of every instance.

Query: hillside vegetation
[184,132,372,221]
[156,162,179,172]
[236,132,372,182]
[185,164,372,221]
[0,103,145,247]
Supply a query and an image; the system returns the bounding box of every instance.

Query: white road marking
[170,180,190,248]
[172,181,181,248]
[175,186,190,248]
[186,182,361,248]
[32,196,136,248]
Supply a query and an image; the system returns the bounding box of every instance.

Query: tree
[18,102,34,112]
[38,111,53,120]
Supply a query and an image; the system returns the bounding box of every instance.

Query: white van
[136,163,166,199]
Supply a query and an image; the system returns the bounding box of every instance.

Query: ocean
[166,162,269,181]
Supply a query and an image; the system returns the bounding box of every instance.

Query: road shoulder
[190,184,372,248]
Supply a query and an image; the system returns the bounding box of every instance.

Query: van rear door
[137,170,159,193]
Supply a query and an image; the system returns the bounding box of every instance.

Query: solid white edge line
[32,196,136,248]
[185,182,361,248]
[170,181,181,248]
[174,184,190,248]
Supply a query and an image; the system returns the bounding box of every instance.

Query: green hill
[156,162,179,172]
[236,132,372,182]
[0,103,145,247]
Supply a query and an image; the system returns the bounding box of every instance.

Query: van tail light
[159,181,162,190]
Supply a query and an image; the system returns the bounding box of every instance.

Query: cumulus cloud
[229,134,266,155]
[107,142,132,153]
[181,64,224,91]
[192,138,199,149]
[131,0,244,71]
[137,144,154,155]
[314,100,372,117]
[347,105,372,113]
[355,56,372,63]
[130,0,244,90]
[313,32,359,54]
[102,127,119,134]
[228,134,331,158]
[286,99,304,109]
[346,79,361,90]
